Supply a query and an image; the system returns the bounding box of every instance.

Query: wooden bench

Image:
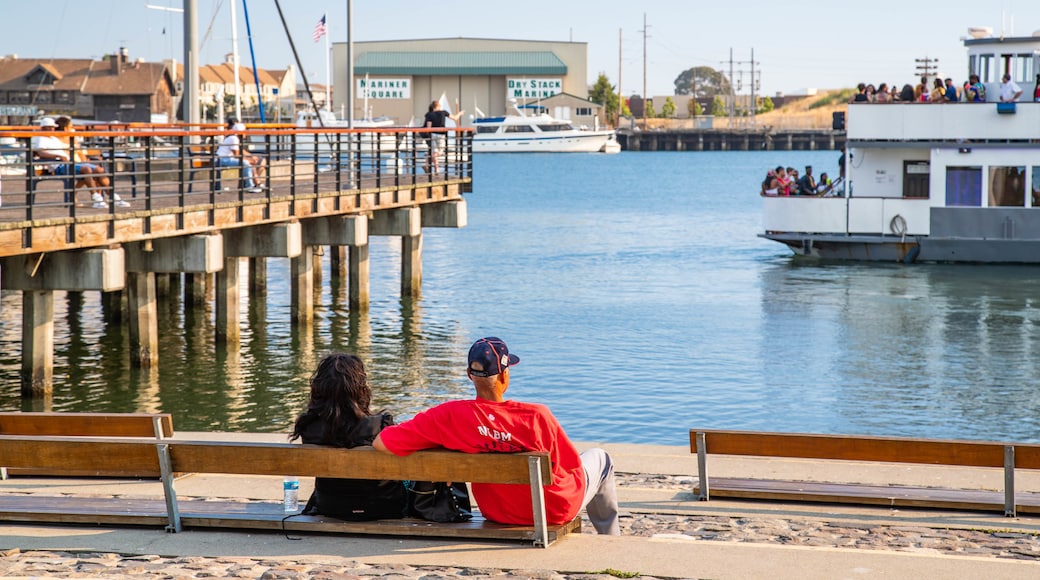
[0,436,579,547]
[187,145,222,193]
[690,429,1040,517]
[0,412,173,478]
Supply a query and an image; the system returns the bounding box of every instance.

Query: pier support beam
[370,207,423,297]
[290,249,313,325]
[21,291,53,398]
[248,257,266,296]
[1,249,124,397]
[126,234,223,362]
[216,257,241,342]
[301,215,369,310]
[224,222,302,335]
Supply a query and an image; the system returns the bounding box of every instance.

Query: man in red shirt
[373,337,619,534]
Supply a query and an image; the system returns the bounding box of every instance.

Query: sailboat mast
[346,0,354,128]
[230,0,242,120]
[325,16,332,111]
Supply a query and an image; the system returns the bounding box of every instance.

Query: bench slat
[167,441,551,484]
[0,412,173,438]
[690,429,1014,468]
[0,437,160,474]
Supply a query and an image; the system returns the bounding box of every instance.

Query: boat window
[978,55,994,83]
[504,125,535,133]
[536,124,573,132]
[988,166,1025,207]
[1011,55,1032,82]
[945,167,982,207]
[475,126,499,134]
[1032,168,1040,208]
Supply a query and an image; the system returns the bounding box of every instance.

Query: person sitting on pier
[999,74,1023,103]
[31,117,122,208]
[374,336,620,535]
[216,120,264,193]
[290,352,407,521]
[797,165,818,196]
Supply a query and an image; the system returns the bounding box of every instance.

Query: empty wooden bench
[0,436,579,547]
[0,412,173,478]
[690,429,1040,517]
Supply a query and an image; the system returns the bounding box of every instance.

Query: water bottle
[283,476,299,513]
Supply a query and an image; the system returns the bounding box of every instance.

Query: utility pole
[750,48,760,128]
[617,28,623,127]
[915,56,939,86]
[721,48,760,128]
[182,0,199,125]
[640,13,649,128]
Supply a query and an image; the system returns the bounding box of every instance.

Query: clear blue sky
[2,0,1038,98]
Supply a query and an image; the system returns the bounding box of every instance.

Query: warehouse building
[331,37,602,126]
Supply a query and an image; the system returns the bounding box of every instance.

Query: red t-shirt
[377,399,586,526]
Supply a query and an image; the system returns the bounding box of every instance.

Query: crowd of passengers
[851,73,1040,104]
[761,164,841,197]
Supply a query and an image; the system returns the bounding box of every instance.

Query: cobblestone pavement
[0,473,1037,579]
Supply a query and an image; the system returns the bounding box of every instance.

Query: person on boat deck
[422,100,464,173]
[816,172,834,196]
[999,74,1023,103]
[216,120,264,192]
[914,76,929,102]
[761,169,777,196]
[373,336,620,535]
[929,79,946,103]
[943,78,959,103]
[797,165,817,196]
[874,83,891,104]
[1033,74,1040,102]
[898,84,915,103]
[850,83,868,103]
[967,75,986,102]
[766,166,788,196]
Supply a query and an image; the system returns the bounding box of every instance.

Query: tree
[661,96,676,118]
[758,96,775,113]
[645,101,657,118]
[711,95,726,117]
[674,66,732,101]
[589,73,621,122]
[687,98,703,116]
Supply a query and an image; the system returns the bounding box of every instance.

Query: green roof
[355,51,567,76]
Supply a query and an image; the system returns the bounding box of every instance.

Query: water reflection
[758,262,1040,441]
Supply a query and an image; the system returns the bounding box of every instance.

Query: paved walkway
[1,438,1038,579]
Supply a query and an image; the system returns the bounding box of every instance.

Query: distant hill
[755,89,854,130]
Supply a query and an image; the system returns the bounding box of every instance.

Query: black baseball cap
[467,337,520,377]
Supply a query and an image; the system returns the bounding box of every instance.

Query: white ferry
[472,103,619,154]
[761,29,1040,263]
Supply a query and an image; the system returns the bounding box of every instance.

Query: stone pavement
[0,438,1038,579]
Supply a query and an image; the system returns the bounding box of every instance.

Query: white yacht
[472,104,619,154]
[761,28,1040,263]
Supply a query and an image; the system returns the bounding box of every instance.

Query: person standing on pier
[373,337,620,535]
[422,100,463,174]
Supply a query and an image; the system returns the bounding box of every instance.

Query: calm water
[3,150,1040,446]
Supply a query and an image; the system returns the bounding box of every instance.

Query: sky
[2,0,1039,99]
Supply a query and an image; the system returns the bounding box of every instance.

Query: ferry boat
[760,29,1040,263]
[472,103,619,154]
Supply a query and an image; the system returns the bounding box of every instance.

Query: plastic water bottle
[283,477,299,513]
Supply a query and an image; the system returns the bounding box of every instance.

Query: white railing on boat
[762,196,932,236]
[848,103,1040,143]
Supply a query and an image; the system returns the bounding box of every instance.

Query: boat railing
[762,195,932,237]
[0,124,474,224]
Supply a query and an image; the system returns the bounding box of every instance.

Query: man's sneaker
[246,187,263,193]
[113,194,130,208]
[91,192,107,208]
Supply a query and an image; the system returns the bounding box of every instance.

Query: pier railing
[0,124,473,257]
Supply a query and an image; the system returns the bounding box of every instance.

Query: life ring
[889,214,907,236]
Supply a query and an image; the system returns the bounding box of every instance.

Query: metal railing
[0,124,474,225]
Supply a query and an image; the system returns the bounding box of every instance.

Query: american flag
[313,14,327,43]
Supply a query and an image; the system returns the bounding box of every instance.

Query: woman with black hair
[289,353,406,520]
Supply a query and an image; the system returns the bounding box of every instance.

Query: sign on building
[0,105,39,116]
[506,78,562,99]
[357,78,411,99]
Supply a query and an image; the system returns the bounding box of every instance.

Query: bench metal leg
[1004,445,1016,517]
[528,456,549,548]
[156,443,182,532]
[696,431,709,501]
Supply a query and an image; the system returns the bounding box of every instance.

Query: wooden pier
[619,128,845,152]
[0,123,473,398]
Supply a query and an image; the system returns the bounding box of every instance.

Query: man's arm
[372,433,390,453]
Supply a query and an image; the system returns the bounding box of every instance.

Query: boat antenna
[271,0,330,135]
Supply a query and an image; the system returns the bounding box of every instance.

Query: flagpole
[324,14,331,112]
